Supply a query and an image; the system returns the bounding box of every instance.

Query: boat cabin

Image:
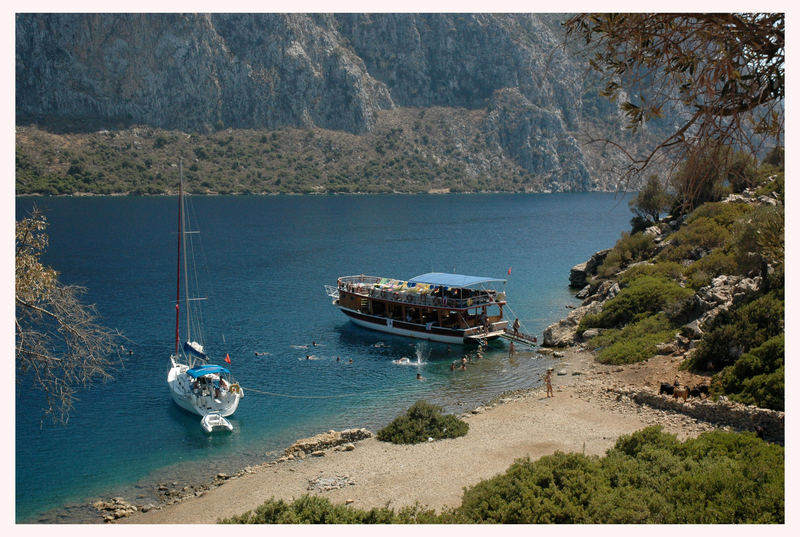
[327,272,508,344]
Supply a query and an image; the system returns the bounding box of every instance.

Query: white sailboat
[167,160,243,431]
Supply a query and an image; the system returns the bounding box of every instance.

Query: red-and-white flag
[225,353,231,364]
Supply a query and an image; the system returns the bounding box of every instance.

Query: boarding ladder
[498,327,538,348]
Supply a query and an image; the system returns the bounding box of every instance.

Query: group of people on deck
[191,374,228,400]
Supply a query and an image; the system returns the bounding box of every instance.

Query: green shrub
[713,335,784,410]
[687,201,753,229]
[683,249,739,289]
[585,314,676,364]
[456,451,604,523]
[731,205,784,274]
[629,174,673,225]
[658,216,730,262]
[579,276,694,330]
[725,151,759,193]
[596,232,656,278]
[618,261,683,286]
[689,290,784,372]
[754,171,784,201]
[453,427,783,524]
[377,400,468,444]
[220,495,440,524]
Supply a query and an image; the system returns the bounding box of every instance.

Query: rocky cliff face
[16,14,394,133]
[16,13,659,192]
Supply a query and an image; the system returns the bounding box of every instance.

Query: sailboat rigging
[167,159,243,431]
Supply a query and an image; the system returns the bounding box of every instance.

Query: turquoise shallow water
[15,193,631,523]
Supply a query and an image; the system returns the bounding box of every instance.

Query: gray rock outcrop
[569,248,611,288]
[543,300,604,347]
[284,427,373,458]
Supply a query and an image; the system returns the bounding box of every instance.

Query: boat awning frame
[409,272,506,289]
[186,364,230,378]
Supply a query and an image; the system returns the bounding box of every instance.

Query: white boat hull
[201,413,233,433]
[167,361,242,418]
[340,307,504,345]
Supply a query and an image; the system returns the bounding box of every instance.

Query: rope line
[241,385,398,399]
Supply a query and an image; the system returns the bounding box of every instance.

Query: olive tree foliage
[629,174,672,230]
[16,209,121,423]
[564,13,784,211]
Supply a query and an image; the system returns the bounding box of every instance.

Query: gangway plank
[498,328,538,348]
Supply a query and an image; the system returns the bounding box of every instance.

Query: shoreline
[118,344,724,524]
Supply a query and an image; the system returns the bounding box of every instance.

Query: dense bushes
[584,314,676,364]
[578,275,692,365]
[686,290,784,410]
[658,216,730,262]
[683,249,738,289]
[220,495,440,524]
[579,276,693,330]
[455,427,783,523]
[713,335,784,410]
[376,400,468,444]
[221,427,784,524]
[688,290,784,372]
[596,232,656,277]
[688,201,754,229]
[617,261,683,286]
[730,205,784,275]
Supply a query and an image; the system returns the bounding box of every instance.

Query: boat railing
[336,274,505,309]
[464,320,508,337]
[338,278,503,310]
[338,275,382,286]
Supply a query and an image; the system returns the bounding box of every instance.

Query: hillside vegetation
[572,149,784,410]
[16,109,559,196]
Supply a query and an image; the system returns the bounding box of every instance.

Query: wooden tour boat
[325,272,511,345]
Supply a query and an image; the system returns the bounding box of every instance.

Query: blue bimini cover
[409,272,506,289]
[186,365,230,378]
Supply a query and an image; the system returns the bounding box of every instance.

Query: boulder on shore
[569,248,611,288]
[284,428,373,457]
[93,497,138,522]
[543,300,603,347]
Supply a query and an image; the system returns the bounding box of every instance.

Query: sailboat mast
[182,182,192,346]
[174,159,183,356]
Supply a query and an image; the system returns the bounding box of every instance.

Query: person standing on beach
[545,368,553,397]
[509,341,515,358]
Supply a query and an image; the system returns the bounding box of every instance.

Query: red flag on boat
[225,353,231,364]
[508,267,512,275]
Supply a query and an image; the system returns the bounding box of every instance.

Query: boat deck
[329,275,505,311]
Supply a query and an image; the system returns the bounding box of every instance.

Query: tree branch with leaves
[565,13,784,210]
[16,209,122,423]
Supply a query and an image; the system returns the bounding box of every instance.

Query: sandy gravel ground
[121,346,715,524]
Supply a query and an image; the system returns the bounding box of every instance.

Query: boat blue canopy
[186,365,230,378]
[409,272,506,289]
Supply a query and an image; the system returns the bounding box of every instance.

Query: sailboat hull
[167,361,242,418]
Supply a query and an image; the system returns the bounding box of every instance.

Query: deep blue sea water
[15,193,631,523]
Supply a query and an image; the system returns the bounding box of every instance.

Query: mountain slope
[16,13,669,194]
